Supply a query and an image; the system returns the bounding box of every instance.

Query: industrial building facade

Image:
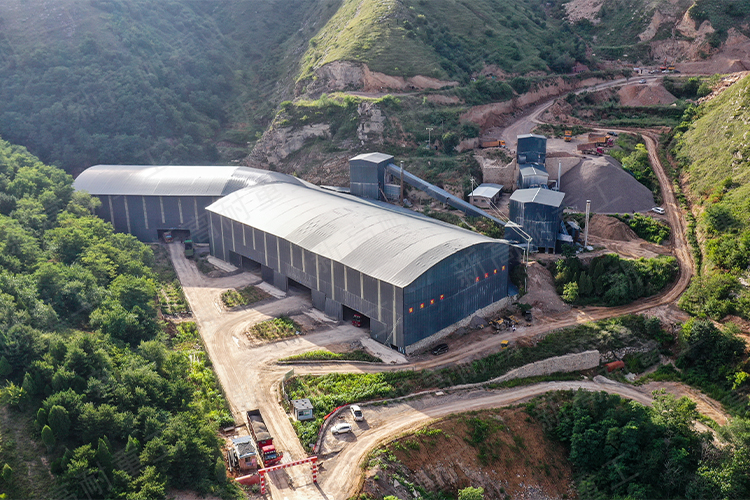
[75,163,512,352]
[72,165,301,243]
[207,180,510,351]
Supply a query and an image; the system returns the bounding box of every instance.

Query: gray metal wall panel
[318,258,332,296]
[312,290,326,311]
[325,298,343,320]
[346,268,361,297]
[266,234,278,268]
[210,213,225,261]
[303,250,315,277]
[261,265,274,283]
[161,197,181,227]
[291,244,303,270]
[402,243,509,346]
[110,196,130,235]
[273,271,288,292]
[363,275,378,305]
[279,239,291,267]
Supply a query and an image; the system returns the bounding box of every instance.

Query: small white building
[468,183,503,209]
[292,398,314,421]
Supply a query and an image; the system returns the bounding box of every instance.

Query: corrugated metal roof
[470,183,504,198]
[207,182,506,288]
[519,165,548,176]
[73,165,302,197]
[349,152,394,164]
[517,133,546,140]
[509,187,565,207]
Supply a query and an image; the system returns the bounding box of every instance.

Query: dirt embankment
[360,407,576,500]
[587,214,638,241]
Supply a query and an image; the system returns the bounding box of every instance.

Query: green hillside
[0,0,326,172]
[299,0,586,82]
[671,75,750,320]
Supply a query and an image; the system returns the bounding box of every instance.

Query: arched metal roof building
[73,165,304,243]
[75,163,512,352]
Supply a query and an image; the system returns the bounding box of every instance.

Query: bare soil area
[519,262,570,315]
[588,213,637,241]
[360,408,576,500]
[618,82,677,106]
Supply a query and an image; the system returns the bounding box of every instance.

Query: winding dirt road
[167,80,701,499]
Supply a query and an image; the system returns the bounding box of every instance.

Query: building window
[430,299,435,305]
[408,307,414,313]
[420,303,425,309]
[440,294,444,300]
[475,276,480,282]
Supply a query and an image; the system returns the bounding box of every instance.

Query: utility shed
[206,180,511,354]
[469,184,503,209]
[517,134,547,164]
[517,164,549,189]
[231,436,257,470]
[73,165,302,243]
[507,188,565,253]
[292,399,314,421]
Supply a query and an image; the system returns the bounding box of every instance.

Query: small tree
[48,405,71,440]
[41,425,55,451]
[1,464,11,484]
[458,486,485,500]
[562,281,579,303]
[442,132,460,154]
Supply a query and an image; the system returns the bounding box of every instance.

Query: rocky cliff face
[298,61,458,97]
[251,123,331,167]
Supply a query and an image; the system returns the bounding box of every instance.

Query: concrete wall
[489,350,600,383]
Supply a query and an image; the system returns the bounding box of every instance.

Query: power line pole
[426,127,434,149]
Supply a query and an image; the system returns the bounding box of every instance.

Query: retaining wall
[489,349,600,383]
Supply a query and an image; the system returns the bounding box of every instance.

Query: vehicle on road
[564,130,572,142]
[577,143,605,155]
[246,409,284,467]
[332,422,352,434]
[431,343,449,355]
[501,340,510,349]
[184,239,194,257]
[607,131,618,137]
[350,405,364,422]
[639,79,647,84]
[652,207,665,215]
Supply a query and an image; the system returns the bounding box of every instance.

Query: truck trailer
[246,409,283,467]
[577,143,604,155]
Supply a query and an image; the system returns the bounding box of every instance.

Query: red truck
[246,409,283,467]
[577,143,604,155]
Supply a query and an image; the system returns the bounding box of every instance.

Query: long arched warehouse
[75,162,513,353]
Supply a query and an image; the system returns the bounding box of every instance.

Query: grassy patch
[279,349,382,363]
[0,408,50,500]
[286,315,665,447]
[150,244,177,282]
[221,285,269,308]
[613,213,671,244]
[159,280,190,315]
[248,315,300,341]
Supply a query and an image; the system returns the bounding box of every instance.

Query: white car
[331,422,352,434]
[350,405,364,422]
[651,207,665,215]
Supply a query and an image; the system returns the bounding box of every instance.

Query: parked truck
[577,143,604,155]
[246,409,283,467]
[564,130,572,142]
[184,239,194,258]
[588,134,614,147]
[480,139,506,148]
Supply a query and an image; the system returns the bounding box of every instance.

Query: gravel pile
[561,157,655,213]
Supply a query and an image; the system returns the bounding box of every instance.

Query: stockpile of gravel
[560,157,655,213]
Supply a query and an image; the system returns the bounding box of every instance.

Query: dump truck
[577,143,604,155]
[246,409,283,467]
[480,139,506,148]
[588,134,614,146]
[564,130,572,142]
[184,239,194,258]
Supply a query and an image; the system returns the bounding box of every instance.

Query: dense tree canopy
[0,137,234,499]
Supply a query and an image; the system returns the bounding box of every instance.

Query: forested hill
[0,0,747,175]
[0,0,326,173]
[672,75,750,322]
[0,137,236,499]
